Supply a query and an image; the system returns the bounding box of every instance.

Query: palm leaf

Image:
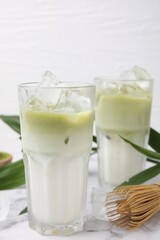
[121,136,160,160]
[149,128,160,152]
[0,160,25,190]
[0,115,20,134]
[19,207,27,215]
[118,164,160,187]
[92,135,97,144]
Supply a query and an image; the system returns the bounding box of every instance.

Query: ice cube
[55,89,91,113]
[117,66,152,96]
[39,71,61,87]
[26,72,91,113]
[119,65,151,80]
[30,71,61,110]
[26,96,48,111]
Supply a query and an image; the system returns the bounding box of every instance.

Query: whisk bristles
[105,183,160,229]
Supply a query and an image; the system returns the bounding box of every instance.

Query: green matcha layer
[23,109,93,135]
[96,94,151,132]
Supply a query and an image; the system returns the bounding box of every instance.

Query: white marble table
[1,157,160,240]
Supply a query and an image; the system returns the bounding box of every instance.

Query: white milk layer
[97,129,148,186]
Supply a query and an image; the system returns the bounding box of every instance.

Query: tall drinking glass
[18,82,95,236]
[95,78,153,187]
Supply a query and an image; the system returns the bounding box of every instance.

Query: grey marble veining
[0,188,27,231]
[0,214,27,232]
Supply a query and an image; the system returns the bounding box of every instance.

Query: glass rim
[94,77,153,82]
[18,81,95,89]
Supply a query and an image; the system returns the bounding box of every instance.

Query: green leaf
[149,128,160,152]
[92,135,97,144]
[147,158,160,164]
[0,115,20,134]
[19,207,27,215]
[118,164,160,186]
[121,136,160,160]
[0,160,25,190]
[91,147,97,152]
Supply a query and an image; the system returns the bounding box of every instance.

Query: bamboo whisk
[105,183,160,230]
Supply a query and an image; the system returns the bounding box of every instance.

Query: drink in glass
[18,77,94,235]
[95,77,152,187]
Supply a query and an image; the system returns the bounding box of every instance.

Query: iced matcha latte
[18,74,94,236]
[95,70,152,187]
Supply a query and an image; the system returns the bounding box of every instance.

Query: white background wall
[0,0,160,159]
